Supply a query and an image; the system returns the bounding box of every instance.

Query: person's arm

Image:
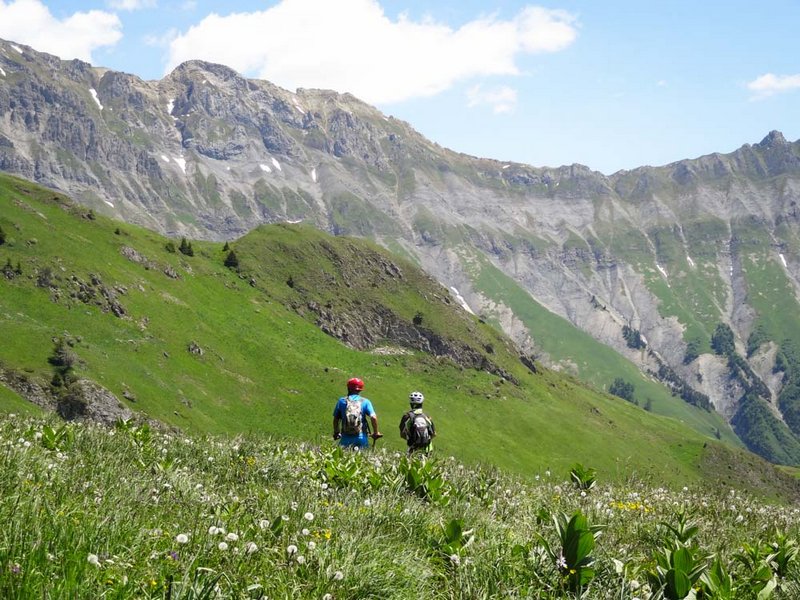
[399,413,409,439]
[370,413,382,438]
[332,402,342,439]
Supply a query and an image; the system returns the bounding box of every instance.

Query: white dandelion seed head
[225,532,239,542]
[302,528,310,536]
[87,553,101,567]
[307,541,316,550]
[364,499,372,507]
[333,570,344,581]
[259,519,270,530]
[296,555,306,565]
[176,534,189,544]
[287,544,298,556]
[245,541,258,554]
[304,512,314,521]
[218,542,228,551]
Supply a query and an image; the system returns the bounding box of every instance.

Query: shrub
[224,250,239,269]
[609,377,634,402]
[0,224,6,245]
[165,241,176,253]
[179,237,194,257]
[711,323,735,355]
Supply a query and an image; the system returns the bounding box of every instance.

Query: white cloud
[467,84,517,114]
[164,0,578,104]
[0,0,121,62]
[108,0,156,10]
[145,28,178,48]
[657,79,667,87]
[747,73,800,99]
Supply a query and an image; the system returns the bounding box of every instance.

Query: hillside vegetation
[0,414,798,598]
[0,173,795,495]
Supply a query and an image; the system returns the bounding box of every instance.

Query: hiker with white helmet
[333,377,382,449]
[399,391,435,454]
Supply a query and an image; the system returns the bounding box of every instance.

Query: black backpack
[406,410,432,448]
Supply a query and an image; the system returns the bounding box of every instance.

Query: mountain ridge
[3,37,800,464]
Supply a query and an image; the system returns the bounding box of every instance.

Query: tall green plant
[538,510,603,595]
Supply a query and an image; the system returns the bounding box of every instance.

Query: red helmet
[347,377,364,393]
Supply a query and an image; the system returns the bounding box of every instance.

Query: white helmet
[409,391,424,405]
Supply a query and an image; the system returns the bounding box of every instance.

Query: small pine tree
[86,209,96,220]
[114,227,121,235]
[48,338,77,388]
[0,225,6,245]
[222,241,230,252]
[179,237,194,257]
[224,250,239,269]
[165,241,176,253]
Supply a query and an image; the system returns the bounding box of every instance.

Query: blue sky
[0,0,798,174]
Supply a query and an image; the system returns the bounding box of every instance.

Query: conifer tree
[0,224,6,245]
[179,237,194,256]
[224,250,239,269]
[223,241,230,252]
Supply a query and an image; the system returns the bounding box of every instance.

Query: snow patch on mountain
[687,256,695,267]
[656,263,670,287]
[450,287,475,315]
[780,253,788,268]
[259,164,271,173]
[89,89,103,110]
[10,44,22,54]
[311,168,317,182]
[173,156,186,173]
[271,157,282,171]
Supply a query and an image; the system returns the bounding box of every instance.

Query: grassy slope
[0,173,785,491]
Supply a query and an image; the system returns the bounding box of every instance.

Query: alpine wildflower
[88,554,101,567]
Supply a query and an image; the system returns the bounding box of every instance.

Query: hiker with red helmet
[332,377,383,449]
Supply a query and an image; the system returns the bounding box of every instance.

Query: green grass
[0,414,797,599]
[0,172,784,492]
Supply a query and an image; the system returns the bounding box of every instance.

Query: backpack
[342,395,363,435]
[406,411,432,448]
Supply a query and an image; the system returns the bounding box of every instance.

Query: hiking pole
[371,432,383,450]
